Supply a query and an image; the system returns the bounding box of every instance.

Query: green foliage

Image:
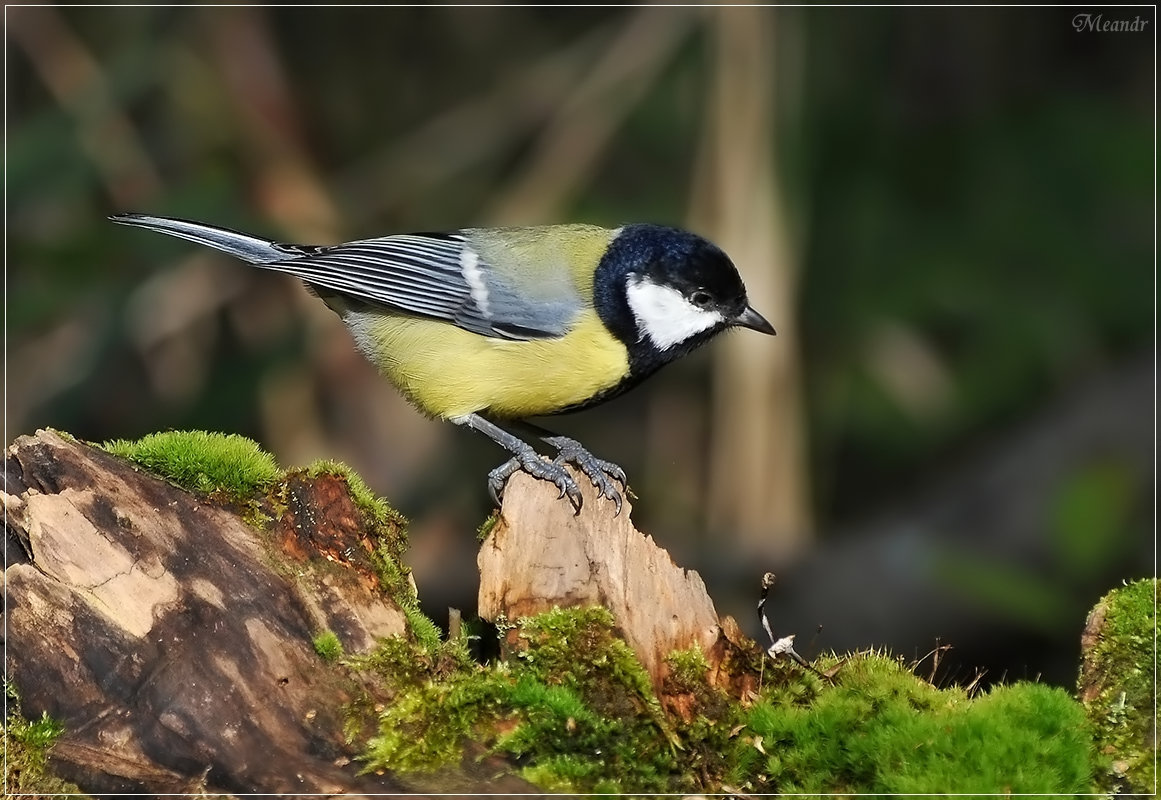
[363,666,509,773]
[935,552,1080,633]
[730,653,1093,793]
[402,605,443,651]
[665,645,711,687]
[357,607,681,792]
[802,73,1151,522]
[351,611,1096,792]
[1080,579,1157,793]
[3,683,85,795]
[367,548,440,649]
[102,430,281,500]
[312,631,344,663]
[348,612,1096,793]
[476,511,499,542]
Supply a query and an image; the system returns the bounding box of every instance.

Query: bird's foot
[487,449,583,513]
[543,436,627,515]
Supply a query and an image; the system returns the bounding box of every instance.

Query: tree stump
[478,470,727,687]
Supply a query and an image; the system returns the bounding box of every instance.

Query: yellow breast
[349,311,631,419]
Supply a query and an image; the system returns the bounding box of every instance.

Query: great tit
[110,213,775,512]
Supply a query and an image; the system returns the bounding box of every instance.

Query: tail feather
[109,213,305,265]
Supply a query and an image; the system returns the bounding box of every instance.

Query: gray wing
[109,214,583,340]
[264,234,581,340]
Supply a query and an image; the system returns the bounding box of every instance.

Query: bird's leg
[512,421,628,515]
[451,413,583,512]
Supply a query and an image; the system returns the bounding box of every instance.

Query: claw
[487,451,584,514]
[543,436,629,515]
[482,431,628,515]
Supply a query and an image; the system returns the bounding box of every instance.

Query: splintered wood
[478,469,723,685]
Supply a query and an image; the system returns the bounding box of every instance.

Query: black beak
[734,305,776,335]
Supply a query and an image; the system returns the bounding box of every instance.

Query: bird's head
[595,224,775,364]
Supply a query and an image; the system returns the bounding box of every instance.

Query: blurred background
[7,6,1153,689]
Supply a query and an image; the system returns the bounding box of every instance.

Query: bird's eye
[690,291,714,308]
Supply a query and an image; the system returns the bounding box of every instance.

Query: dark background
[7,6,1154,689]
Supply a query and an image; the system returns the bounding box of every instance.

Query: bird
[110,213,776,513]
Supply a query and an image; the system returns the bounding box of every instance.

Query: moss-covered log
[1,429,536,795]
[1078,578,1158,794]
[2,428,1123,794]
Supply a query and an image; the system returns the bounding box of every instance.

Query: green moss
[364,665,509,773]
[102,430,280,500]
[729,651,1093,793]
[366,534,412,597]
[476,511,499,542]
[661,645,740,779]
[342,611,1096,793]
[511,607,660,719]
[1080,578,1157,793]
[366,546,440,648]
[356,607,681,791]
[47,427,78,443]
[350,621,500,771]
[666,645,711,687]
[305,459,407,532]
[298,460,412,600]
[241,503,276,530]
[3,683,86,795]
[402,605,443,651]
[312,631,344,663]
[53,430,1106,791]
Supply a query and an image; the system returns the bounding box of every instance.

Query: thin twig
[757,571,829,678]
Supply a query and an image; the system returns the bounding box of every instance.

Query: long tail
[109,213,310,265]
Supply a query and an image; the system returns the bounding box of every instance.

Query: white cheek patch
[625,277,724,350]
[460,247,491,316]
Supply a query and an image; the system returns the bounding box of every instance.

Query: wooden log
[2,430,541,796]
